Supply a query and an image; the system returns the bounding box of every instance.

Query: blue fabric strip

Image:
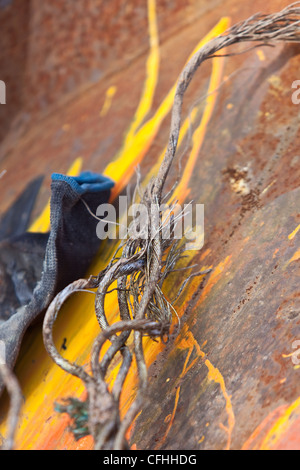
[51,171,115,195]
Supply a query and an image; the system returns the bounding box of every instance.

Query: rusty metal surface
[133,190,300,449]
[131,33,300,449]
[0,0,299,450]
[0,0,213,146]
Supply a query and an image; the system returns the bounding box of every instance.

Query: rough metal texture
[0,0,30,142]
[0,0,207,142]
[131,35,300,449]
[0,0,299,450]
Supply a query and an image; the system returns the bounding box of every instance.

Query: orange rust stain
[199,256,232,302]
[288,248,300,265]
[106,17,230,201]
[104,0,160,199]
[126,410,141,446]
[288,224,300,240]
[156,345,193,449]
[256,49,266,62]
[155,324,235,450]
[241,405,289,450]
[170,51,227,204]
[282,351,296,359]
[186,328,235,450]
[100,85,117,117]
[242,399,300,451]
[204,359,235,450]
[200,248,211,262]
[259,396,300,450]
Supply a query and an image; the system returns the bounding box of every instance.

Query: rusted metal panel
[0,0,299,450]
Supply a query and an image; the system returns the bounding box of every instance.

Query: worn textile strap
[0,171,114,391]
